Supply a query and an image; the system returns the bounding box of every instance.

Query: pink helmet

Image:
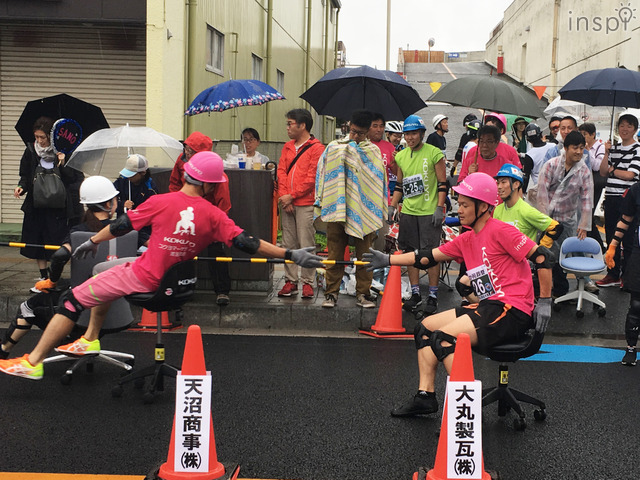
[485,112,507,134]
[184,151,227,183]
[453,173,498,206]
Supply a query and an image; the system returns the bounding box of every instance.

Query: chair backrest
[70,231,138,330]
[560,236,602,257]
[125,260,197,312]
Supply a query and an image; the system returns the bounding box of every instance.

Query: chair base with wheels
[478,328,547,431]
[111,260,197,404]
[554,278,606,318]
[44,349,134,385]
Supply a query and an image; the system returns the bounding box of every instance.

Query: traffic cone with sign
[153,325,239,480]
[415,333,491,480]
[360,251,412,338]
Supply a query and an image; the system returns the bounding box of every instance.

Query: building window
[252,54,263,81]
[206,25,224,75]
[276,69,285,94]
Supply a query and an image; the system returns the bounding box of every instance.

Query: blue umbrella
[558,67,640,136]
[185,79,285,116]
[300,65,425,120]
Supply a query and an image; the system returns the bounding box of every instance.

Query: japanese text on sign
[175,374,212,473]
[447,380,483,479]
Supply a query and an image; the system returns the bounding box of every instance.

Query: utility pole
[386,0,391,70]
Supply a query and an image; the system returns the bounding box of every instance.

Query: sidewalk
[0,244,628,341]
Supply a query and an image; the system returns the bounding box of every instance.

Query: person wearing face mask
[14,116,84,293]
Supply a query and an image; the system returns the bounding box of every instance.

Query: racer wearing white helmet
[427,114,448,159]
[385,120,404,148]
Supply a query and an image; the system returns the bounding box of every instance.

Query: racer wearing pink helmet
[183,151,227,185]
[364,171,554,418]
[485,112,507,135]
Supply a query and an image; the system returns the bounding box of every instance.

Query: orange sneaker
[55,337,100,356]
[0,354,43,380]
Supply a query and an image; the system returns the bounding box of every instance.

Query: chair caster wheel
[576,310,584,318]
[134,377,146,389]
[533,409,547,421]
[112,385,124,398]
[597,308,606,317]
[143,392,155,404]
[552,303,561,312]
[60,374,72,385]
[513,417,526,431]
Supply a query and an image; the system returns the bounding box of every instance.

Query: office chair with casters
[476,313,548,431]
[111,260,197,404]
[44,231,138,384]
[554,236,606,318]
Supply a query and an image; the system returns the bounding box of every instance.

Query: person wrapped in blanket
[0,176,145,359]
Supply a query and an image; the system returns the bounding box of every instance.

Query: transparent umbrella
[67,124,182,179]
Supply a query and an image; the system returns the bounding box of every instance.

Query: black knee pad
[57,289,85,323]
[625,294,640,345]
[455,276,474,297]
[3,313,33,345]
[414,322,433,350]
[430,330,457,361]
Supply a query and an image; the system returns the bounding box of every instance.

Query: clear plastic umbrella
[67,124,182,179]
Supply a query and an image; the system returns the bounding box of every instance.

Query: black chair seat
[485,329,542,362]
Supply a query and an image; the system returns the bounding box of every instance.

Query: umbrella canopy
[15,93,109,145]
[427,75,546,118]
[185,79,285,116]
[558,67,640,108]
[543,96,587,117]
[67,125,182,178]
[300,65,425,121]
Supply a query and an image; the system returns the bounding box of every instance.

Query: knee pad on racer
[57,289,85,323]
[3,311,33,345]
[414,322,434,350]
[430,330,457,361]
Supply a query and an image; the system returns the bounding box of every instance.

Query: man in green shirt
[389,115,447,315]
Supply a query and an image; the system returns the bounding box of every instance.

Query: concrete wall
[147,0,339,146]
[486,0,640,98]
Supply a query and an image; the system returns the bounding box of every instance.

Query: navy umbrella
[558,67,640,136]
[185,79,285,116]
[300,66,425,121]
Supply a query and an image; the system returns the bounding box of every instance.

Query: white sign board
[174,373,212,473]
[447,380,483,479]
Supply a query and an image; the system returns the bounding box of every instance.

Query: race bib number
[402,174,424,198]
[467,264,496,301]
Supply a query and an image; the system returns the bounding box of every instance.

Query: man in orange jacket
[277,109,325,298]
[169,131,232,305]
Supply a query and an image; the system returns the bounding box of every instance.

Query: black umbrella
[427,75,547,118]
[300,66,425,120]
[15,93,109,145]
[558,67,640,137]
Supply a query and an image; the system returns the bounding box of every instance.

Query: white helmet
[432,114,448,129]
[385,121,404,134]
[79,176,119,205]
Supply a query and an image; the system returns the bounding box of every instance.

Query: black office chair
[44,231,138,384]
[478,316,547,431]
[111,260,197,404]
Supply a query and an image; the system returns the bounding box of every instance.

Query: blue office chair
[554,236,606,318]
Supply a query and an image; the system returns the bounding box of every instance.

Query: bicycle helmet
[385,121,404,134]
[79,176,119,205]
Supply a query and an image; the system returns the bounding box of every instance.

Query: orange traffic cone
[155,325,239,480]
[421,333,491,480]
[360,252,412,338]
[132,308,182,332]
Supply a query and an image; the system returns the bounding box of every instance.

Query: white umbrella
[543,96,586,117]
[67,124,182,178]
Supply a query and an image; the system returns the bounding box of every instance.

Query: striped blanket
[314,138,388,239]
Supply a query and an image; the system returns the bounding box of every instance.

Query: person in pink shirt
[364,172,553,417]
[0,152,323,380]
[367,113,397,203]
[458,125,522,183]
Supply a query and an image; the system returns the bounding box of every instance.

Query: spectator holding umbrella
[457,125,522,183]
[14,116,84,292]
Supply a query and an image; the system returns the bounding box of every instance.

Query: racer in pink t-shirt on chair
[364,172,554,417]
[0,152,323,380]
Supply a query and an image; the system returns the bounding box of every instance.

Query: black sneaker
[391,393,438,417]
[403,293,423,312]
[424,295,438,316]
[0,348,8,360]
[622,347,637,366]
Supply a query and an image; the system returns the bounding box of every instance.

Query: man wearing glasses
[458,125,522,183]
[315,110,387,309]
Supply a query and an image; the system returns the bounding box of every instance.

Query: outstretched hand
[72,238,99,260]
[362,248,390,272]
[290,246,324,269]
[533,297,552,333]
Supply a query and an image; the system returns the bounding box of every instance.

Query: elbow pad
[532,245,555,270]
[49,246,72,282]
[413,249,437,270]
[232,231,261,254]
[109,214,134,237]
